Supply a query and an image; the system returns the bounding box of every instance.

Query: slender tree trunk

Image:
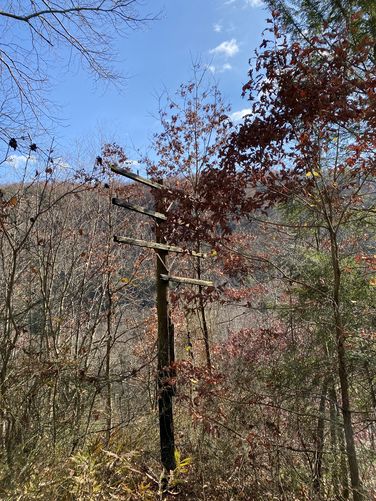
[196,252,211,372]
[313,377,328,497]
[105,279,112,447]
[338,420,350,500]
[364,362,376,450]
[105,190,114,446]
[329,228,363,501]
[329,383,340,498]
[198,284,211,372]
[50,379,58,449]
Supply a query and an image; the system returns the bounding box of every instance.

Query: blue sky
[2,0,269,175]
[50,0,269,162]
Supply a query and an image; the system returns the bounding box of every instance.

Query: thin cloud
[210,39,239,58]
[213,23,222,33]
[230,108,252,122]
[6,154,37,169]
[246,0,264,6]
[225,0,264,6]
[5,154,72,175]
[54,157,70,170]
[206,63,232,74]
[222,63,232,71]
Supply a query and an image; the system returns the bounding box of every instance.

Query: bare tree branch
[0,1,156,148]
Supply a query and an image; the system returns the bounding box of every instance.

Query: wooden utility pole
[110,165,213,488]
[155,183,176,473]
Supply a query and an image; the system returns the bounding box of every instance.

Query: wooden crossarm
[114,236,207,258]
[110,165,164,190]
[160,274,213,287]
[112,198,167,221]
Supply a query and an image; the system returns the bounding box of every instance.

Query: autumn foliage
[0,11,375,501]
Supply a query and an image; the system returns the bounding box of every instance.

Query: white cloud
[225,0,264,6]
[210,39,239,58]
[206,63,232,74]
[6,154,37,169]
[5,154,72,175]
[54,157,70,170]
[213,23,222,33]
[245,0,264,6]
[230,108,252,122]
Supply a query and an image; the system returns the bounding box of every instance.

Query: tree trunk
[105,280,112,447]
[329,228,363,501]
[313,377,328,497]
[196,251,211,372]
[364,362,376,450]
[328,383,340,498]
[199,288,211,371]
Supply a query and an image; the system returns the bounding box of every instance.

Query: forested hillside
[1,1,375,500]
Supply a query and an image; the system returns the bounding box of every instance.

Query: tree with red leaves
[144,67,233,371]
[215,16,376,501]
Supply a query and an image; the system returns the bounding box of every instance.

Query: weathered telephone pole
[110,164,212,490]
[155,180,175,473]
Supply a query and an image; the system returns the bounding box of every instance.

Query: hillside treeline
[0,144,375,500]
